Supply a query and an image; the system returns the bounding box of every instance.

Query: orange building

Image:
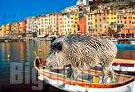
[79,15,86,34]
[1,24,7,37]
[121,28,135,34]
[20,20,26,34]
[19,20,26,37]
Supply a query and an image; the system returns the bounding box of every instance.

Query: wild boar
[45,34,117,83]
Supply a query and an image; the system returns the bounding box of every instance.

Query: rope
[33,51,41,71]
[34,51,41,63]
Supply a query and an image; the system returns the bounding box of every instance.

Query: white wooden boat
[34,58,135,92]
[113,59,135,74]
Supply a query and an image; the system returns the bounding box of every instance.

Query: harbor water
[0,40,135,92]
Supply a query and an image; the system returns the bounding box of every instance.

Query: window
[100,25,102,27]
[89,26,90,29]
[124,17,127,19]
[132,22,135,24]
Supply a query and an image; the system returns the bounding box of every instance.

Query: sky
[0,0,77,26]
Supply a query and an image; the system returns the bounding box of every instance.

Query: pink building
[123,12,132,29]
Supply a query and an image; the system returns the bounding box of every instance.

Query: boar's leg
[71,67,82,80]
[109,67,116,83]
[64,64,73,78]
[102,66,110,83]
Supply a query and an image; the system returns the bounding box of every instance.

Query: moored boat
[116,44,135,50]
[34,58,135,92]
[113,59,135,75]
[131,41,135,44]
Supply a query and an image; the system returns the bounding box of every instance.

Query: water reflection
[0,40,51,84]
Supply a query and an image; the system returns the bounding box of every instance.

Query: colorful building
[79,15,86,34]
[121,28,135,34]
[6,23,11,37]
[86,12,95,35]
[0,27,2,37]
[72,12,79,34]
[61,13,73,35]
[94,10,107,35]
[19,20,26,37]
[58,13,64,35]
[132,11,135,28]
[16,22,20,37]
[38,15,46,37]
[1,24,7,37]
[123,10,132,29]
[26,17,37,37]
[107,10,117,25]
[49,13,57,35]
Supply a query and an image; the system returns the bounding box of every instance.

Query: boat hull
[113,59,135,74]
[37,69,135,92]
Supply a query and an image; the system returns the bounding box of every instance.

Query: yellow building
[107,10,117,25]
[132,12,135,28]
[71,12,79,34]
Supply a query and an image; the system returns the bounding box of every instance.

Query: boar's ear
[56,42,63,51]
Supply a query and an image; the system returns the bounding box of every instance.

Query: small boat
[113,59,135,75]
[117,39,131,44]
[131,41,135,44]
[116,44,135,50]
[34,58,135,92]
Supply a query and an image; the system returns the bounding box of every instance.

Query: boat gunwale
[38,68,135,88]
[34,59,135,88]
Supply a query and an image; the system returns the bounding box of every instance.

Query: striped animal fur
[45,34,117,83]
